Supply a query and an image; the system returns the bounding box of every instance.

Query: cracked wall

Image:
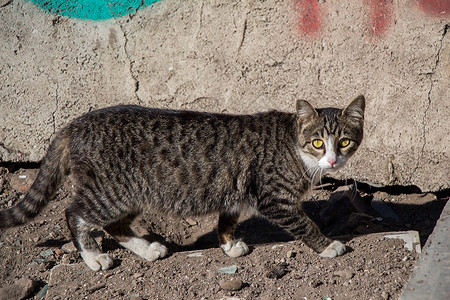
[0,0,449,192]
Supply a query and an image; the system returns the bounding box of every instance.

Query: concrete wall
[0,0,448,192]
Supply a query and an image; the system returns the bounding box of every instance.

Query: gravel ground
[0,166,447,299]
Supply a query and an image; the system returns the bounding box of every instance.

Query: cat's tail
[0,131,70,229]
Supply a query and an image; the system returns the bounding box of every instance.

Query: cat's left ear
[342,95,365,121]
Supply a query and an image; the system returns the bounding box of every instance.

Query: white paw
[81,252,114,271]
[221,240,249,258]
[121,237,168,262]
[319,240,346,258]
[142,242,168,261]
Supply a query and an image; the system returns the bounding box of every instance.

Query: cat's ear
[342,95,365,121]
[296,100,318,121]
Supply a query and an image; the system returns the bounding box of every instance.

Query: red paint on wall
[295,0,323,37]
[417,0,450,17]
[366,0,393,38]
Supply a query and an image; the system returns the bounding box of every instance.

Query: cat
[0,95,365,271]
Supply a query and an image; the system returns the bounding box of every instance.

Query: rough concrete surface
[400,198,450,299]
[0,0,448,191]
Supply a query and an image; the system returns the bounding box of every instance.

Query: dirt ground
[0,165,448,300]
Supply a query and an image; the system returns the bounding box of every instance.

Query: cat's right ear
[296,100,318,121]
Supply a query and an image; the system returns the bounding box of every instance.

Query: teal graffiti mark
[30,0,160,20]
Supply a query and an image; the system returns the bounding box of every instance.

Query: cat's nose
[327,157,337,167]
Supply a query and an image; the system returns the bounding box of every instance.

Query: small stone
[333,270,355,280]
[88,283,106,293]
[35,283,48,300]
[54,248,65,256]
[185,218,197,226]
[39,249,54,257]
[9,169,39,193]
[219,278,244,291]
[0,277,37,300]
[218,265,238,274]
[62,242,77,253]
[287,250,296,258]
[310,280,323,288]
[187,252,203,257]
[381,291,390,300]
[266,263,289,279]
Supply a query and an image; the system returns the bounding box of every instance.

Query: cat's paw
[221,240,249,258]
[141,242,168,262]
[81,252,114,271]
[319,240,346,258]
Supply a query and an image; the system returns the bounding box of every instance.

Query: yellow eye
[340,138,350,147]
[312,139,324,149]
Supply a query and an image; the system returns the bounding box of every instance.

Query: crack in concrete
[117,20,143,105]
[411,23,448,182]
[0,0,12,9]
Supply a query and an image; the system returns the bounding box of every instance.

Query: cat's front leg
[217,212,249,258]
[257,199,346,257]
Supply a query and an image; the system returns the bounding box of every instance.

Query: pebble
[54,248,65,256]
[8,169,38,193]
[39,249,54,257]
[187,252,203,257]
[333,270,355,280]
[266,263,289,279]
[61,242,77,253]
[218,265,238,274]
[287,250,296,258]
[310,280,323,288]
[88,283,106,293]
[219,278,244,291]
[0,277,37,300]
[381,291,390,300]
[185,218,197,226]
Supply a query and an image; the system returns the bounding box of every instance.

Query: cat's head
[296,95,365,177]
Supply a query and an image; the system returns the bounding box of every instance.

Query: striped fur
[0,96,365,270]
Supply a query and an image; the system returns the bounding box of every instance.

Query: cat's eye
[312,139,324,149]
[340,138,350,148]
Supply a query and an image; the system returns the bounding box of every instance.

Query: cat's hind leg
[104,215,168,262]
[218,212,249,258]
[66,209,114,271]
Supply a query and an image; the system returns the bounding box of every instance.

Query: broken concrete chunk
[0,276,37,300]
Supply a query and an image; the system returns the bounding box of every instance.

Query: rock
[185,218,197,226]
[61,242,77,253]
[286,250,296,258]
[219,278,244,291]
[8,168,39,193]
[218,265,238,274]
[187,252,203,257]
[310,280,323,288]
[381,291,390,300]
[35,284,49,300]
[333,270,355,280]
[266,263,289,279]
[0,276,37,300]
[54,248,65,256]
[39,249,54,257]
[371,198,401,224]
[88,283,106,293]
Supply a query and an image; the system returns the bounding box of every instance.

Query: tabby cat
[0,95,365,271]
